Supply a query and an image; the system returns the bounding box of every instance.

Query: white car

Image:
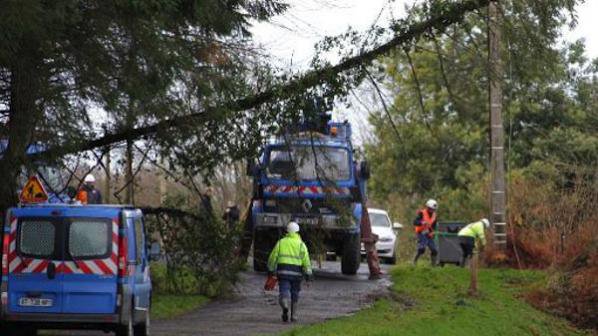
[361,208,402,264]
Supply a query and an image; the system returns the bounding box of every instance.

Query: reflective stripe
[277,269,303,277]
[278,254,303,260]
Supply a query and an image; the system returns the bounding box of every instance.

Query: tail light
[117,218,128,277]
[2,232,10,276]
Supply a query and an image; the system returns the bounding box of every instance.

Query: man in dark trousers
[412,199,438,266]
[267,221,313,323]
[222,201,240,231]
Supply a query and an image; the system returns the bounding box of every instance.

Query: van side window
[19,220,55,258]
[134,217,144,264]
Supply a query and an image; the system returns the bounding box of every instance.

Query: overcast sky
[251,0,598,69]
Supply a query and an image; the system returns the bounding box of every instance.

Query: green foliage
[282,266,587,336]
[151,294,208,320]
[365,0,598,224]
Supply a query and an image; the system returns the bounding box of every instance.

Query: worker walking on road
[412,199,439,266]
[267,221,313,323]
[458,218,490,267]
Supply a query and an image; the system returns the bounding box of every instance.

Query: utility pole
[488,0,507,247]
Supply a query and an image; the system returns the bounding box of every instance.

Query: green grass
[151,294,208,320]
[282,265,587,336]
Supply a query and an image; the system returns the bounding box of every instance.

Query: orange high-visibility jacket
[414,208,436,234]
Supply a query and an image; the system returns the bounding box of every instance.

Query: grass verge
[283,265,589,336]
[151,294,208,320]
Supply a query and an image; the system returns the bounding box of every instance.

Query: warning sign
[19,176,49,203]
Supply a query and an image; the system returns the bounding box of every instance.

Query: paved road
[44,261,391,336]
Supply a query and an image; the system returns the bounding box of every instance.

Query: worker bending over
[458,218,490,267]
[268,221,313,323]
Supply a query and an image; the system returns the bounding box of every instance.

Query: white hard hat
[287,221,300,233]
[481,218,490,229]
[425,199,438,210]
[84,174,96,183]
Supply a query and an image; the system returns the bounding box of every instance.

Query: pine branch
[34,0,490,161]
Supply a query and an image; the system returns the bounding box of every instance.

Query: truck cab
[250,119,369,275]
[0,204,157,336]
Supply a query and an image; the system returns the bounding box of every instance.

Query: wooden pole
[488,0,507,247]
[468,251,479,296]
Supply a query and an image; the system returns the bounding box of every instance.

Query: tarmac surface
[44,261,391,336]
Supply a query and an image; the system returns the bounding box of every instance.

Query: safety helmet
[287,221,300,233]
[84,174,96,183]
[425,199,438,210]
[481,218,490,229]
[227,201,236,208]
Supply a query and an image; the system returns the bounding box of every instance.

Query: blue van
[0,204,158,335]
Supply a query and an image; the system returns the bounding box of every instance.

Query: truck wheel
[134,308,150,336]
[116,314,134,336]
[253,231,271,272]
[341,234,360,275]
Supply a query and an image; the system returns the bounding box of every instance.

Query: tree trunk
[125,139,134,205]
[0,52,42,216]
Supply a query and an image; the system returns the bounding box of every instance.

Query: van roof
[9,204,139,219]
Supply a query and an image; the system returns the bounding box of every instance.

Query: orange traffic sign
[19,176,49,203]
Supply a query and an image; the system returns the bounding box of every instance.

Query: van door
[131,215,151,316]
[7,216,63,314]
[61,217,119,314]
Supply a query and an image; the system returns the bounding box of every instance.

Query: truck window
[19,220,56,258]
[68,219,111,259]
[267,146,351,181]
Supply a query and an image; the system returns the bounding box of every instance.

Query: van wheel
[134,309,150,336]
[116,314,134,336]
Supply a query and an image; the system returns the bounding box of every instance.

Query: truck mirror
[393,222,403,230]
[149,242,161,261]
[360,161,371,179]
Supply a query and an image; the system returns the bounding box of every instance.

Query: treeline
[364,0,597,329]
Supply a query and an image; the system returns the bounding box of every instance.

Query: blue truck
[249,115,370,275]
[0,203,158,335]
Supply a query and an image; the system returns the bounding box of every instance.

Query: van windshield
[68,219,111,259]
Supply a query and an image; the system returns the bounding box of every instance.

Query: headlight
[265,199,276,207]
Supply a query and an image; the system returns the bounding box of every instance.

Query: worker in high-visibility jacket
[267,221,313,323]
[412,199,439,266]
[458,218,490,267]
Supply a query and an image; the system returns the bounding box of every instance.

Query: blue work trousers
[278,276,302,303]
[417,233,437,253]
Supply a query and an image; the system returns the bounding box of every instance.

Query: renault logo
[302,199,313,213]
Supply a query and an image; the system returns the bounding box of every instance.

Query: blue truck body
[250,120,368,275]
[0,204,153,335]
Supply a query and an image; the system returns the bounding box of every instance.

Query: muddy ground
[44,261,392,336]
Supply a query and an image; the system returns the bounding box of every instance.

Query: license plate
[296,217,319,225]
[19,297,53,307]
